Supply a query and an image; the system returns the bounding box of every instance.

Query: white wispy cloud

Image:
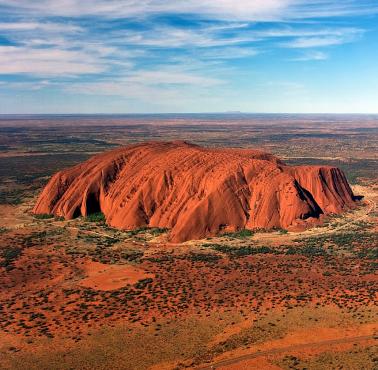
[284,36,350,48]
[113,24,256,49]
[198,47,260,59]
[0,21,82,32]
[105,23,364,56]
[0,0,375,112]
[63,73,227,110]
[0,80,52,90]
[1,0,377,20]
[125,70,223,87]
[0,46,111,75]
[255,27,363,39]
[0,1,369,80]
[0,0,290,20]
[291,50,329,61]
[282,30,364,49]
[56,62,227,110]
[66,67,225,95]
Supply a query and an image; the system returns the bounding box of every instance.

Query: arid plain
[0,114,377,369]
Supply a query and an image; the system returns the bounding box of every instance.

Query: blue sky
[0,0,377,114]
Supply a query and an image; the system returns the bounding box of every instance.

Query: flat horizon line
[1,112,378,117]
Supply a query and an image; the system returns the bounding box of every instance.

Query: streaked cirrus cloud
[0,0,377,113]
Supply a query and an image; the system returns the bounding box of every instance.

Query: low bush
[205,244,275,257]
[34,213,54,220]
[86,212,106,223]
[0,247,22,269]
[223,229,254,239]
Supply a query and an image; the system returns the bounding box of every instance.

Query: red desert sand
[80,261,154,291]
[34,141,356,242]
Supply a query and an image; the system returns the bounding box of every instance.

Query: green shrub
[0,247,22,268]
[34,213,54,220]
[134,278,153,290]
[148,228,169,236]
[286,245,328,257]
[188,253,221,262]
[125,227,169,237]
[85,212,106,223]
[205,244,275,257]
[223,229,254,239]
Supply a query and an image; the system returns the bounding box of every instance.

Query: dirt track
[198,335,377,369]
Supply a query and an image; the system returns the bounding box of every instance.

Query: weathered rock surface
[33,141,356,242]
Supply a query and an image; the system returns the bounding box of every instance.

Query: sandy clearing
[79,260,154,291]
[0,205,18,227]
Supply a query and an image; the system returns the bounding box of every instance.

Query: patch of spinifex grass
[223,229,254,239]
[85,212,106,223]
[34,213,54,220]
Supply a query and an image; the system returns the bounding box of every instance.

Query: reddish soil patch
[0,205,18,227]
[80,261,154,291]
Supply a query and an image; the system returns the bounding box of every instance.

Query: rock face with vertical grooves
[33,141,356,242]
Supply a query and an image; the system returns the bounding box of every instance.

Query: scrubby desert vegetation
[0,115,377,369]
